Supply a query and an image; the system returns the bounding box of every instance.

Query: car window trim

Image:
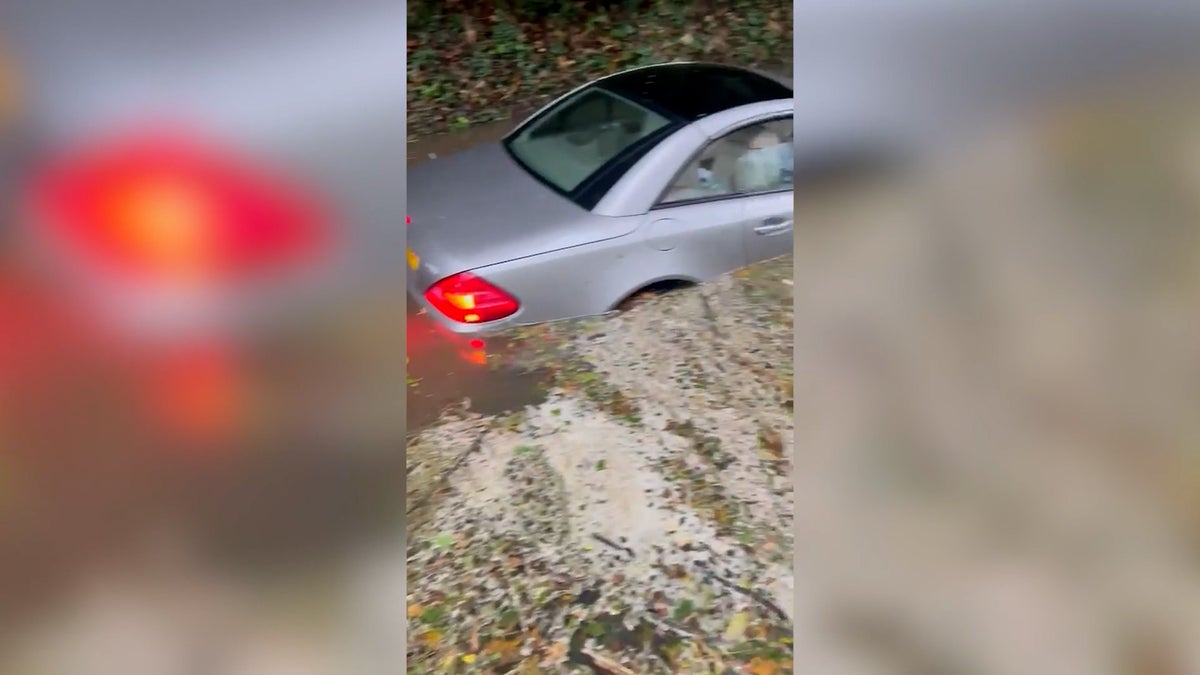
[573,122,684,210]
[649,185,793,211]
[652,113,794,209]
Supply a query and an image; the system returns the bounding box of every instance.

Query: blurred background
[0,0,407,673]
[4,0,1200,672]
[788,2,1200,673]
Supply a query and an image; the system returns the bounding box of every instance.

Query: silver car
[407,62,794,334]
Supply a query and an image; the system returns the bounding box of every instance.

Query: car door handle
[754,217,792,235]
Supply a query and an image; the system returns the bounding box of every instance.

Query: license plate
[406,248,420,270]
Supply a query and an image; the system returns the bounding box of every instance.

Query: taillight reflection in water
[406,295,546,434]
[11,127,344,449]
[148,343,245,450]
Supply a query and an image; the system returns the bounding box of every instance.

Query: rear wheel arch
[610,276,699,311]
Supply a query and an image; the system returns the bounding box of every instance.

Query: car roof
[595,62,792,122]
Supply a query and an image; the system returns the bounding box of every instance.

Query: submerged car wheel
[615,279,695,312]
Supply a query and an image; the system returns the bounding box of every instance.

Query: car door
[651,114,793,274]
[740,187,793,263]
[723,116,793,262]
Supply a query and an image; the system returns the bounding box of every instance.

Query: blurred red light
[28,130,329,287]
[149,342,244,446]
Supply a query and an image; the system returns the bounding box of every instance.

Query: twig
[405,429,486,517]
[591,533,635,559]
[643,615,700,640]
[705,572,793,627]
[580,647,643,675]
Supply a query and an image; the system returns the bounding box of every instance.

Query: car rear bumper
[406,285,520,338]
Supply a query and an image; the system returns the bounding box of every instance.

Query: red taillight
[28,130,328,286]
[405,214,412,225]
[424,272,518,324]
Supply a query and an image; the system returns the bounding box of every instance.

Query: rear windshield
[504,87,672,194]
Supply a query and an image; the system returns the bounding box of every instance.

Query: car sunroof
[597,63,792,121]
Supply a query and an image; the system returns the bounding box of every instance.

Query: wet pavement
[405,294,548,434]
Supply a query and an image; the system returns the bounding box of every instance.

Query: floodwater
[405,115,551,435]
[405,295,549,434]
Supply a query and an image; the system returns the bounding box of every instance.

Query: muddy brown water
[406,116,552,435]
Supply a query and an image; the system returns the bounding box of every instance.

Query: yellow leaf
[724,611,749,641]
[461,654,477,664]
[421,630,442,648]
[407,604,423,619]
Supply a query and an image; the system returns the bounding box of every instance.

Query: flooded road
[405,295,548,434]
[405,114,550,434]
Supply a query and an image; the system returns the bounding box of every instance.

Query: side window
[658,117,793,206]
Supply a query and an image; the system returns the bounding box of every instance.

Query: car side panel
[472,206,743,325]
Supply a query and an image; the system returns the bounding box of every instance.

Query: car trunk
[406,142,632,293]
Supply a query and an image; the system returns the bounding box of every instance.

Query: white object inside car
[734,130,789,192]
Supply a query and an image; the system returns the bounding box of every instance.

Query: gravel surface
[406,256,795,674]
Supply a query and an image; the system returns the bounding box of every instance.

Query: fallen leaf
[749,656,780,675]
[461,653,477,664]
[420,630,442,648]
[543,641,568,663]
[757,427,783,459]
[407,604,423,619]
[483,638,522,658]
[725,611,750,641]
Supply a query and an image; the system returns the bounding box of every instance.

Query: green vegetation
[408,0,792,135]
